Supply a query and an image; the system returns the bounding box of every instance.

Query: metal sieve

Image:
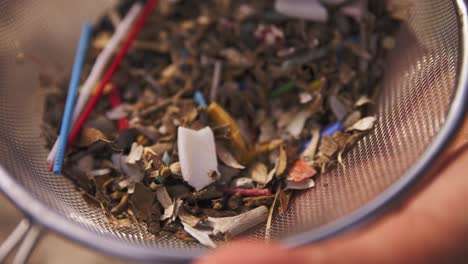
[0,0,467,263]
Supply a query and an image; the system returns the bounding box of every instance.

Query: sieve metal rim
[0,0,467,262]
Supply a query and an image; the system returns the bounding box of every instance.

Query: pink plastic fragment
[225,188,272,196]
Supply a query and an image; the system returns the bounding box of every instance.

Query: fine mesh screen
[0,0,461,255]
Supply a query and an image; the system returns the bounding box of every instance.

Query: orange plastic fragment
[289,159,317,182]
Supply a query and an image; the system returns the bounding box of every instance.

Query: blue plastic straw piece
[53,23,93,175]
[301,122,344,151]
[194,90,207,106]
[320,121,344,137]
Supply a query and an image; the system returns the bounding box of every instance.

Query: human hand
[196,124,468,264]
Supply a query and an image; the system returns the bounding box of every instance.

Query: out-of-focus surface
[0,194,127,264]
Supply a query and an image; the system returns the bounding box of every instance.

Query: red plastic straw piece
[66,0,157,150]
[49,0,157,171]
[108,84,129,130]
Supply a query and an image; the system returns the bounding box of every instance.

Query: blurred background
[0,194,126,264]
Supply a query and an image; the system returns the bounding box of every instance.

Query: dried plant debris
[42,0,400,247]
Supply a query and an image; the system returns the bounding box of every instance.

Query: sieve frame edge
[0,0,467,262]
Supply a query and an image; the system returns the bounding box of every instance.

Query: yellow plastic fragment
[255,139,283,154]
[208,102,254,163]
[308,77,326,92]
[92,32,112,50]
[161,64,179,79]
[179,20,196,30]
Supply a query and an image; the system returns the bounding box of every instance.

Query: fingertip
[193,240,306,264]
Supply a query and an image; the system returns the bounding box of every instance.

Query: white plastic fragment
[285,178,316,190]
[111,154,144,182]
[161,203,175,221]
[161,198,182,222]
[159,125,168,135]
[117,179,130,190]
[89,168,112,177]
[182,222,217,248]
[126,143,144,164]
[177,127,219,191]
[156,186,172,209]
[116,179,136,194]
[354,96,373,107]
[286,111,312,138]
[299,92,313,104]
[127,183,136,194]
[169,162,182,176]
[231,177,255,189]
[106,104,130,120]
[275,0,328,22]
[346,116,377,131]
[207,206,269,238]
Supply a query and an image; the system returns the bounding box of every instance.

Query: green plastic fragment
[155,175,166,184]
[271,81,296,98]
